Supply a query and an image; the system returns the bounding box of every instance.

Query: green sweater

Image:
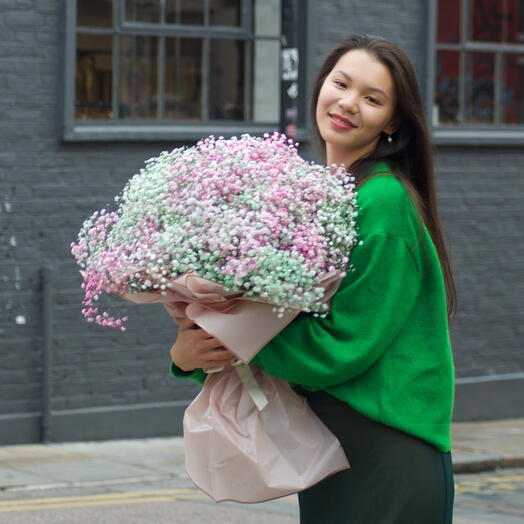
[170,162,455,452]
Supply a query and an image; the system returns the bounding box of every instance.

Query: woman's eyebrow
[334,70,390,100]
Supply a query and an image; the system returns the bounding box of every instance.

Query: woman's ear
[383,120,398,135]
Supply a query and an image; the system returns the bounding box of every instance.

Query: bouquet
[71,133,358,502]
[71,132,358,342]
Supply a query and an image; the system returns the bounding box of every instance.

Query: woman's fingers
[177,318,196,330]
[201,346,237,368]
[205,361,234,369]
[206,347,235,359]
[178,320,218,340]
[198,336,225,350]
[205,352,238,367]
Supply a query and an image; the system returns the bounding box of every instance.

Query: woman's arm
[250,231,422,388]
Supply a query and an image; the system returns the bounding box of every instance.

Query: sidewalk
[0,419,522,491]
[451,418,524,473]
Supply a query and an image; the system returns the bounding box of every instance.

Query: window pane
[255,0,280,36]
[470,0,523,43]
[125,0,160,23]
[210,0,242,26]
[165,38,202,119]
[435,50,460,124]
[437,0,460,43]
[465,52,495,123]
[503,53,524,123]
[519,1,524,42]
[166,0,204,24]
[209,39,245,119]
[253,39,279,122]
[120,36,158,119]
[76,34,113,119]
[77,0,113,27]
[510,0,524,42]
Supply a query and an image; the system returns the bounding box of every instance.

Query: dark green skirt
[294,387,454,524]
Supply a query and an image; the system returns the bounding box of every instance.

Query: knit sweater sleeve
[170,361,207,385]
[169,229,420,388]
[169,172,423,390]
[249,173,425,388]
[249,230,421,388]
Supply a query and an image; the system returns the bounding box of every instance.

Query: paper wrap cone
[184,365,349,503]
[121,271,350,503]
[122,270,342,362]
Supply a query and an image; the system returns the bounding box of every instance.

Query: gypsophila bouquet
[71,133,359,331]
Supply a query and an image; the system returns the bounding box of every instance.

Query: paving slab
[0,467,48,487]
[0,419,523,490]
[12,459,156,485]
[452,419,524,455]
[451,418,524,473]
[54,438,186,476]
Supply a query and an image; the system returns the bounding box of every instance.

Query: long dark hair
[311,34,457,320]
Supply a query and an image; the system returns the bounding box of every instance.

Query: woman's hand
[170,318,237,371]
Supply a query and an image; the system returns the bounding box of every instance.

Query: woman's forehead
[331,49,395,97]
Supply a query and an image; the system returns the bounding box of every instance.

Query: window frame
[427,0,524,145]
[63,0,287,141]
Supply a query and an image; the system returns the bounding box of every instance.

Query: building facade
[1,0,523,444]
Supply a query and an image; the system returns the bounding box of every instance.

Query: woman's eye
[333,80,346,88]
[366,96,381,105]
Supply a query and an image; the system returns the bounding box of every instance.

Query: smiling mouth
[329,113,356,129]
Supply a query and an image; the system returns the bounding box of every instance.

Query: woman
[170,34,456,524]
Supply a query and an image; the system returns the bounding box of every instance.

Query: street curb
[2,455,524,491]
[453,454,524,474]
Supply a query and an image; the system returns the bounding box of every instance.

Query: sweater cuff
[169,361,206,385]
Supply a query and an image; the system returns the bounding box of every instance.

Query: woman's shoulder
[355,163,421,238]
[357,163,407,202]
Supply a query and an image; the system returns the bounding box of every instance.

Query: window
[64,0,284,140]
[431,0,524,142]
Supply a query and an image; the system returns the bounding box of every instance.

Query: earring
[387,134,393,143]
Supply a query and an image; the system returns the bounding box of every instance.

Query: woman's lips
[329,113,356,130]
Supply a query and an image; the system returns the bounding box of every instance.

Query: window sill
[432,128,524,146]
[63,123,310,143]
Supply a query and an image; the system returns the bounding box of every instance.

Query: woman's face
[315,49,397,167]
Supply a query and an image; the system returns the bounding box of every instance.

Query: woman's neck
[325,141,377,170]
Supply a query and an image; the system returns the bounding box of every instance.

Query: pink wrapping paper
[122,270,342,362]
[122,271,350,503]
[184,365,350,503]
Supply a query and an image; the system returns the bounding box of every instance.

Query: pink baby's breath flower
[71,133,359,329]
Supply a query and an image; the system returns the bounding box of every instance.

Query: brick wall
[1,0,523,443]
[436,147,524,377]
[0,0,202,443]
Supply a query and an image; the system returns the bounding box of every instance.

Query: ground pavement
[0,419,522,522]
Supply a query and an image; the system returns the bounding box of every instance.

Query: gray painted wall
[1,0,522,444]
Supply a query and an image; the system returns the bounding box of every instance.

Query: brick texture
[1,0,523,441]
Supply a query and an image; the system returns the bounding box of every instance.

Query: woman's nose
[338,92,358,114]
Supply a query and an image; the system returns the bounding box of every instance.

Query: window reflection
[165,38,202,119]
[166,0,204,24]
[76,34,113,119]
[436,50,460,124]
[210,0,242,26]
[209,39,244,119]
[77,0,113,27]
[74,0,279,123]
[437,0,460,43]
[120,36,158,119]
[465,52,495,123]
[503,53,524,123]
[125,0,160,23]
[470,0,524,43]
